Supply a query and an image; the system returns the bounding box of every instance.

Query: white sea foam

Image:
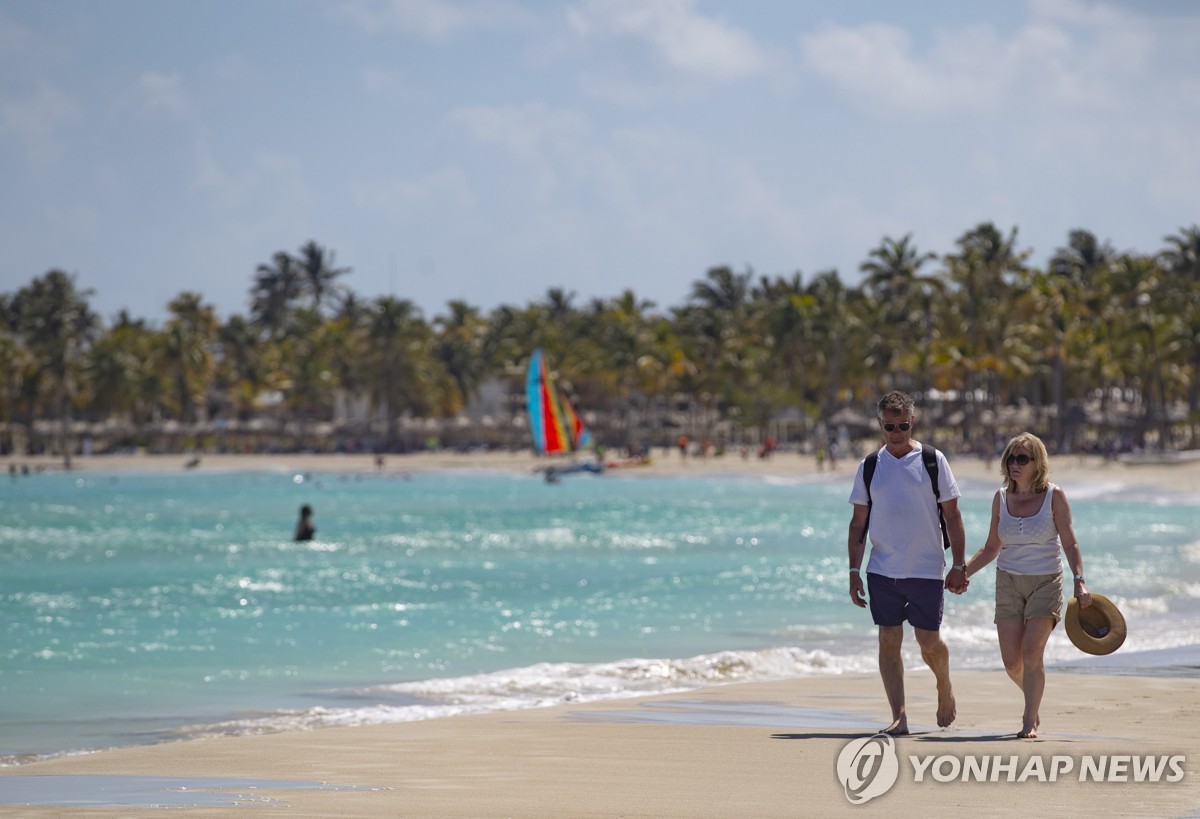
[164,647,879,742]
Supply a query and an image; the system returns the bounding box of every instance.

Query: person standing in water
[963,432,1092,738]
[294,504,316,541]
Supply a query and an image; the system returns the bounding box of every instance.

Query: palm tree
[860,234,936,305]
[9,270,98,463]
[680,266,754,426]
[859,234,937,387]
[296,240,351,315]
[940,223,1028,437]
[277,306,337,434]
[364,296,429,450]
[1050,229,1117,296]
[216,315,264,421]
[433,300,487,415]
[84,312,153,426]
[0,294,36,454]
[250,251,306,340]
[1159,225,1200,445]
[158,292,218,425]
[805,270,857,416]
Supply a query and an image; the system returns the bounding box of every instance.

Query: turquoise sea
[2,463,1198,765]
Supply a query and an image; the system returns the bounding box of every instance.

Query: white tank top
[997,484,1062,575]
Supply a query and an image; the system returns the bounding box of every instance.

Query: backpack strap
[859,446,950,550]
[858,452,879,544]
[922,446,952,551]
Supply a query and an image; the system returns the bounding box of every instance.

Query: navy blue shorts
[866,572,945,631]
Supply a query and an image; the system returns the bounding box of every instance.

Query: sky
[2,0,1198,324]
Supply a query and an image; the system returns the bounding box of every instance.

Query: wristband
[1073,575,1085,583]
[954,563,967,573]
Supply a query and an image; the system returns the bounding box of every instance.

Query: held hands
[945,567,970,595]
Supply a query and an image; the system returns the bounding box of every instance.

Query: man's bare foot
[882,717,909,736]
[936,690,956,728]
[1017,725,1037,739]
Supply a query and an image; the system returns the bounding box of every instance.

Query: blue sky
[2,0,1197,323]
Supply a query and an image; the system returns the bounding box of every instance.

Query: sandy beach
[2,448,1198,816]
[5,445,1199,491]
[1,670,1197,817]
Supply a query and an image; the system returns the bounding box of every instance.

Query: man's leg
[878,624,907,735]
[914,626,956,728]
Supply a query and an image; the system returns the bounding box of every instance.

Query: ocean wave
[156,647,878,743]
[139,627,1200,748]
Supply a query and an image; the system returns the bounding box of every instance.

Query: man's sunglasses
[881,422,911,432]
[1006,453,1032,466]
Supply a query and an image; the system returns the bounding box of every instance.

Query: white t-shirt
[848,442,961,580]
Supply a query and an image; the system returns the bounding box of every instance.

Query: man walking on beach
[846,391,968,734]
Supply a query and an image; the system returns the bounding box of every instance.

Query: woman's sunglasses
[881,422,911,432]
[1006,453,1032,466]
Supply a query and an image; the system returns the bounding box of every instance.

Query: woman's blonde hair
[1000,432,1050,493]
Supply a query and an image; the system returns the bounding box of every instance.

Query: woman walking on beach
[962,432,1091,738]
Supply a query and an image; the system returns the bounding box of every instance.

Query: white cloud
[0,81,78,165]
[193,141,313,216]
[126,71,191,118]
[337,0,533,39]
[568,0,767,83]
[360,65,411,98]
[349,165,475,213]
[450,102,591,162]
[800,1,1200,120]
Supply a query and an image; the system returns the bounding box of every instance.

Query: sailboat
[525,349,602,479]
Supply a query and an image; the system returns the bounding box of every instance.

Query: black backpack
[860,446,950,550]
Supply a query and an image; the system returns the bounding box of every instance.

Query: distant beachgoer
[295,504,316,541]
[962,432,1092,738]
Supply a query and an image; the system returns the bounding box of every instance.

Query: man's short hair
[877,391,915,417]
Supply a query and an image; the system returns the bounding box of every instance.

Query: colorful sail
[526,349,590,455]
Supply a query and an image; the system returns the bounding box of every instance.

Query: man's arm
[940,497,968,593]
[847,503,870,607]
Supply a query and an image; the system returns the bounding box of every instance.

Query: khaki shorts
[994,569,1063,624]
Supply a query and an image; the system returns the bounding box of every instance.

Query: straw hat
[1065,594,1126,656]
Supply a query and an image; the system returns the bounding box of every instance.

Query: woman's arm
[965,491,1004,578]
[1053,485,1092,606]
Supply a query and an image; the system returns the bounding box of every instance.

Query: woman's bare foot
[882,717,909,736]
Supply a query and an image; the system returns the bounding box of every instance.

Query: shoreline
[1,670,1197,816]
[5,448,1199,493]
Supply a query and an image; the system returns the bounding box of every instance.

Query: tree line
[2,224,1198,457]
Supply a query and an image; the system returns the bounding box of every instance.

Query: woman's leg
[996,621,1025,688]
[1017,616,1057,737]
